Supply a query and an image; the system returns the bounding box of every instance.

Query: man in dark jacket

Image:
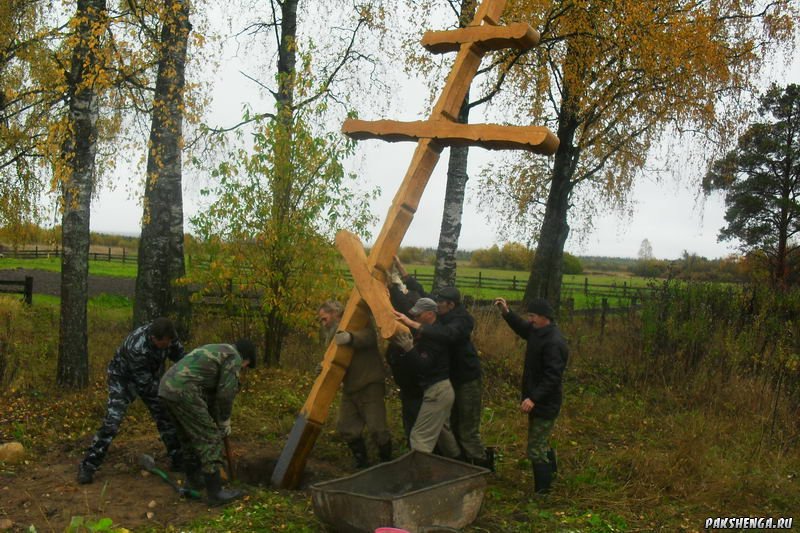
[77,317,184,484]
[393,257,490,468]
[494,297,568,494]
[393,298,460,457]
[387,279,424,439]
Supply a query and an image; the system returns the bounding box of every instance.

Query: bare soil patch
[0,434,348,532]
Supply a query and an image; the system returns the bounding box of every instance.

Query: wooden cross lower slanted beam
[271,0,559,489]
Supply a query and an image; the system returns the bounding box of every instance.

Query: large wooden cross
[271,0,559,489]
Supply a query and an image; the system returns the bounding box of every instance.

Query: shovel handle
[223,436,234,481]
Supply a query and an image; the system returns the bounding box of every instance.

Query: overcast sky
[88,13,800,261]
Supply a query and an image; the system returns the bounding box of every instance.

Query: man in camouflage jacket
[78,317,184,484]
[158,339,256,506]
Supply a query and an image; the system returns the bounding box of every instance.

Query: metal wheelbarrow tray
[311,450,490,533]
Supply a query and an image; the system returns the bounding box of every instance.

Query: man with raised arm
[494,297,568,494]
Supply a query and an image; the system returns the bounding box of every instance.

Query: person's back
[159,343,242,401]
[108,322,183,376]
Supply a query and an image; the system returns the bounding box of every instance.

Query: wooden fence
[0,276,33,304]
[2,246,136,263]
[3,250,656,312]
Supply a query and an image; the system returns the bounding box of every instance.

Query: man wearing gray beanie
[493,296,568,494]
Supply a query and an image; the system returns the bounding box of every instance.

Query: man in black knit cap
[493,296,568,494]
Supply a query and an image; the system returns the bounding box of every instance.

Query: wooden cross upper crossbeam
[342,119,559,154]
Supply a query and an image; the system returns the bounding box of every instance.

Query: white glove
[219,419,232,437]
[392,331,414,352]
[334,331,352,345]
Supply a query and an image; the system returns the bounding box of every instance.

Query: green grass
[0,257,137,278]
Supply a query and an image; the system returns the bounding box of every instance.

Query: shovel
[139,453,201,499]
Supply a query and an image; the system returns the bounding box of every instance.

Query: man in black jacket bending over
[393,257,491,469]
[494,297,568,494]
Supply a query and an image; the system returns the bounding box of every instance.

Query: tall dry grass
[469,282,800,527]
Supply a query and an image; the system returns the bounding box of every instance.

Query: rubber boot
[347,438,369,469]
[547,447,557,477]
[77,462,95,485]
[169,450,184,472]
[471,447,495,472]
[533,462,553,494]
[378,440,392,463]
[184,462,205,491]
[204,471,243,507]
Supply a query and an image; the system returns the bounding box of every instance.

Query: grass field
[0,257,657,310]
[0,257,137,278]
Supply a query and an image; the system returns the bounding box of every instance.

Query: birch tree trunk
[134,0,191,335]
[433,98,469,292]
[432,0,476,293]
[57,0,107,388]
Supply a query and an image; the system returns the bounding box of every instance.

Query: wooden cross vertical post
[271,0,558,489]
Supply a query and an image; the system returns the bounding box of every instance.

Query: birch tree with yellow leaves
[478,0,797,309]
[133,0,194,335]
[56,0,110,387]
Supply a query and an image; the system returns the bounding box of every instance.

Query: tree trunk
[276,0,297,118]
[523,98,581,312]
[259,0,297,367]
[57,0,107,389]
[134,0,191,336]
[433,98,470,292]
[432,0,476,293]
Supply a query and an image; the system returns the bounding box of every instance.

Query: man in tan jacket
[318,301,392,468]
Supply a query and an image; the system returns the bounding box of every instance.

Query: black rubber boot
[204,471,243,507]
[184,462,205,491]
[533,462,553,494]
[471,447,495,472]
[77,462,95,485]
[378,440,392,463]
[547,447,557,477]
[347,438,369,469]
[169,450,184,472]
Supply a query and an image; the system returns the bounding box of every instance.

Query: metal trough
[311,450,490,533]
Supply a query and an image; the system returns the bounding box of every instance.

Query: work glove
[334,331,352,345]
[219,419,232,437]
[392,331,414,353]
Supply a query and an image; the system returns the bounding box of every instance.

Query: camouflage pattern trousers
[82,371,181,470]
[527,416,556,464]
[160,394,224,475]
